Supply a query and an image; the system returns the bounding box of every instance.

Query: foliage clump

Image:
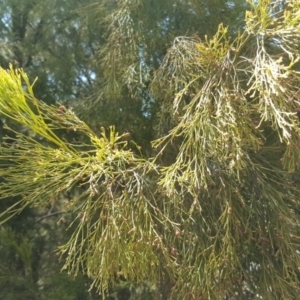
[1,1,300,299]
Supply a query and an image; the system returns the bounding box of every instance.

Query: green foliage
[0,227,95,300]
[74,0,247,154]
[0,67,165,296]
[2,0,300,299]
[0,0,97,103]
[0,228,36,300]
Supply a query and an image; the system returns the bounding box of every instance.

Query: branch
[35,211,68,222]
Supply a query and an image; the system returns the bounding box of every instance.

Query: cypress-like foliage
[1,1,300,299]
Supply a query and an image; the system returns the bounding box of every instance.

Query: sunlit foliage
[1,1,300,299]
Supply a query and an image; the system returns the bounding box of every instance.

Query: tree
[0,227,97,300]
[1,0,300,299]
[0,0,99,104]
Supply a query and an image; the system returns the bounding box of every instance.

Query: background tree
[2,0,300,300]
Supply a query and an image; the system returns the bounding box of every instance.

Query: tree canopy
[1,0,300,299]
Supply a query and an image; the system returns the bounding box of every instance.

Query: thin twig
[35,211,68,222]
